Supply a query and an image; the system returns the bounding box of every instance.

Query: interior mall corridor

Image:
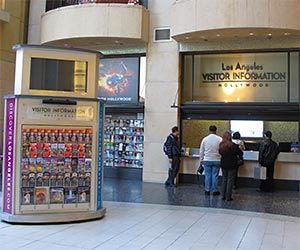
[1,178,300,250]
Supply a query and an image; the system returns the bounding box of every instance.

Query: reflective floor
[104,178,300,217]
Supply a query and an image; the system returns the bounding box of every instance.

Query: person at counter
[232,131,245,189]
[199,125,222,196]
[219,132,243,201]
[258,131,280,192]
[164,126,181,187]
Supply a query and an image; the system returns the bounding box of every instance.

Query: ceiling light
[216,34,220,37]
[185,36,190,40]
[249,32,254,36]
[284,32,290,36]
[268,33,272,37]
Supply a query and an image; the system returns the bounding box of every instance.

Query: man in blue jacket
[258,131,279,192]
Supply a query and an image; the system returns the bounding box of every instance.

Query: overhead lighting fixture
[249,32,254,36]
[268,33,272,37]
[216,34,221,37]
[185,36,190,40]
[284,32,290,36]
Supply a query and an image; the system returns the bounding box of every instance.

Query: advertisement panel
[3,98,16,214]
[98,57,139,103]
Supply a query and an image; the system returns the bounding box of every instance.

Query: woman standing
[219,132,243,201]
[232,131,245,189]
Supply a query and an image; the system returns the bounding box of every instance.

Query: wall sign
[191,52,289,102]
[24,104,94,121]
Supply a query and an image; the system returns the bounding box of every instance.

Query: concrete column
[28,0,46,44]
[143,0,179,183]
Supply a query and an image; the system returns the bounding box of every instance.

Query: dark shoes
[222,197,233,201]
[205,191,220,196]
[165,182,176,187]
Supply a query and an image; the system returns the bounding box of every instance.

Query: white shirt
[199,134,222,161]
[232,139,246,150]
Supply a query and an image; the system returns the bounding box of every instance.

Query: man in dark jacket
[258,131,279,192]
[164,126,181,187]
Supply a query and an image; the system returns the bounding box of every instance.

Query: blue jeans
[203,161,220,192]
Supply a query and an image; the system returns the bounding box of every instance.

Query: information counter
[180,149,300,182]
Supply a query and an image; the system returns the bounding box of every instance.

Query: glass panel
[189,52,289,102]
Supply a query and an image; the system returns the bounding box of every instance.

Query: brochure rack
[1,45,105,223]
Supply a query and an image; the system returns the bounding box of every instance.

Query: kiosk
[1,45,106,223]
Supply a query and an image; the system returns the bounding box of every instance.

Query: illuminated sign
[193,52,289,102]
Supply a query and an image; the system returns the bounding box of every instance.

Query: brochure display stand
[1,45,106,223]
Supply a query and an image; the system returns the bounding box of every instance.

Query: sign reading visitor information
[194,52,288,102]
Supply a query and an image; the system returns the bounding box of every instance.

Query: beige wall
[0,0,28,153]
[28,0,45,44]
[172,0,300,39]
[40,4,148,44]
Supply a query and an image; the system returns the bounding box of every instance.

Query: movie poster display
[98,57,139,103]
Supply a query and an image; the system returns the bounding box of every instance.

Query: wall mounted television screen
[30,58,88,92]
[230,120,264,138]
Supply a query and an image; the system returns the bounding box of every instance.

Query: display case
[1,45,105,223]
[2,96,106,223]
[104,116,144,168]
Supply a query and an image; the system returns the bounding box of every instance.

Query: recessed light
[216,34,221,37]
[249,32,254,36]
[268,33,272,37]
[284,32,290,36]
[185,36,190,40]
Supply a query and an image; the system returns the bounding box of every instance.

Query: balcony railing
[46,0,147,12]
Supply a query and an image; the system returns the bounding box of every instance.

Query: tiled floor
[1,178,300,250]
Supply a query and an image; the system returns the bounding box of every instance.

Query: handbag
[197,165,204,175]
[237,155,244,167]
[253,165,267,180]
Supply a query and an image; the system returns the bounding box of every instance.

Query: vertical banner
[3,98,16,214]
[97,101,104,210]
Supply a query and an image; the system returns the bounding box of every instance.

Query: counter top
[183,151,300,163]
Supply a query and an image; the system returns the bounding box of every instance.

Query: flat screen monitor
[230,120,264,138]
[30,58,88,92]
